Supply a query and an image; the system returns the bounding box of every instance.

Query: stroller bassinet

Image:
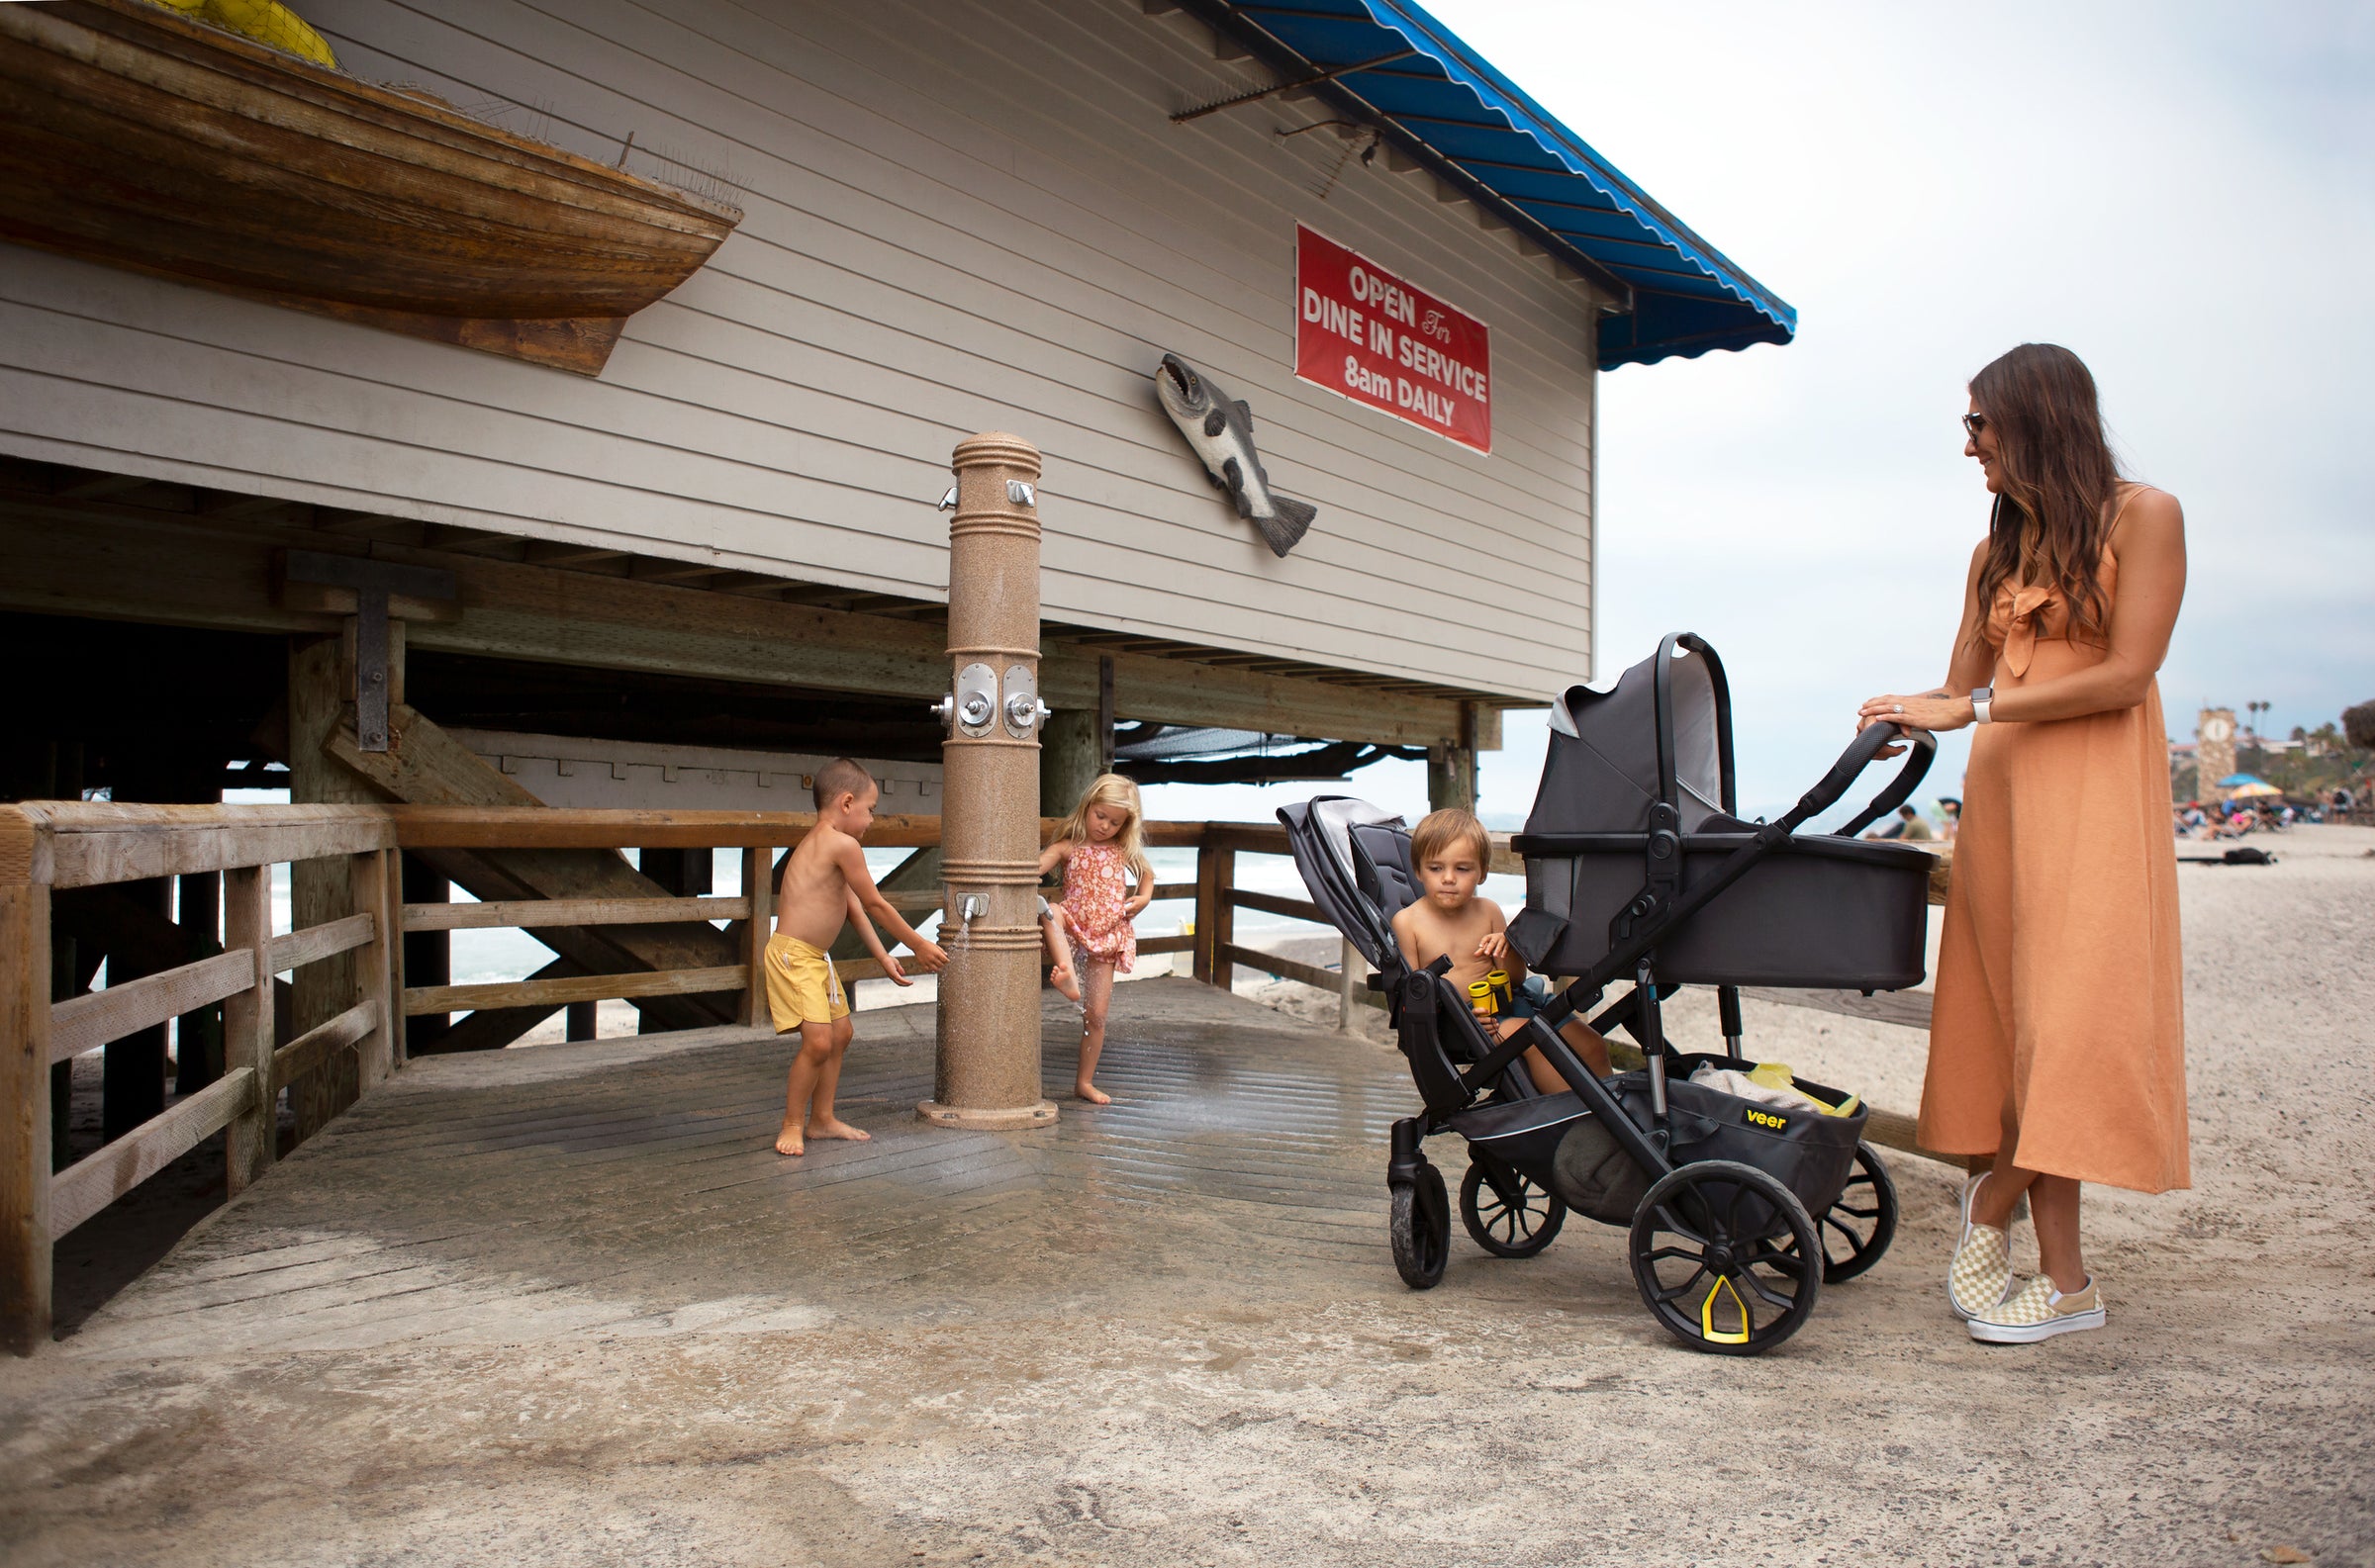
[1280,633,1934,1355]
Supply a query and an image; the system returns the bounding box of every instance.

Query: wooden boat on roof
[0,0,743,374]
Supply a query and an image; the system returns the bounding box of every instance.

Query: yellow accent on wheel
[1701,1274,1752,1344]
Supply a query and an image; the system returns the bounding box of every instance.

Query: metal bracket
[1000,665,1046,739]
[954,662,998,738]
[279,550,456,753]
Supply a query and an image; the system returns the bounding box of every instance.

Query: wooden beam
[48,949,252,1065]
[0,505,1480,746]
[1738,986,1935,1031]
[48,1066,258,1240]
[405,894,753,931]
[1221,943,1338,994]
[1228,888,1326,925]
[269,999,379,1095]
[405,965,748,1016]
[258,911,378,977]
[1,802,394,888]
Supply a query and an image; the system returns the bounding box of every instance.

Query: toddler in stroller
[1281,634,1937,1354]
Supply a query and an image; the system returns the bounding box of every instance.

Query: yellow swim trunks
[764,932,848,1030]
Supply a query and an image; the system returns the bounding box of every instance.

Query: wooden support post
[1096,655,1117,773]
[350,849,394,1087]
[1037,710,1099,825]
[565,1001,598,1041]
[740,846,769,1029]
[101,876,170,1142]
[172,871,223,1094]
[1338,936,1361,1034]
[1210,847,1236,993]
[287,634,370,1142]
[222,864,275,1194]
[1,870,53,1355]
[401,856,449,1053]
[1191,841,1218,984]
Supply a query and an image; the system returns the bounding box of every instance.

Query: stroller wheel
[1628,1159,1821,1355]
[1388,1163,1450,1290]
[1816,1142,1898,1284]
[1460,1158,1567,1258]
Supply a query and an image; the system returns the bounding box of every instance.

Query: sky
[1144,0,2374,830]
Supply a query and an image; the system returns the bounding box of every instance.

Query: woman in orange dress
[1857,342,2187,1345]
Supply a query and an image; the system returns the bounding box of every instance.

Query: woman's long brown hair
[1968,343,2125,645]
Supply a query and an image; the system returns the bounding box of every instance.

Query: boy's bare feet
[1074,1081,1111,1105]
[775,1120,805,1155]
[807,1117,872,1143]
[1051,963,1081,1003]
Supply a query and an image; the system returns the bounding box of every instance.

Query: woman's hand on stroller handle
[1856,689,1974,756]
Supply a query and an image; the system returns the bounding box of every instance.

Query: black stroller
[1281,634,1937,1353]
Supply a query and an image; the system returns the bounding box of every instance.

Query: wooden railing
[1,802,399,1354]
[2,801,1958,1351]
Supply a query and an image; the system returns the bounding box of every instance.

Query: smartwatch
[1971,687,1995,724]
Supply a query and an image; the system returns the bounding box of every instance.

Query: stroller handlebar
[1784,721,1938,837]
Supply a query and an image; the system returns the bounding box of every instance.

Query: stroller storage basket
[1551,1060,1867,1226]
[1518,832,1933,989]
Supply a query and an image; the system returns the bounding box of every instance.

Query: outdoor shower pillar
[918,433,1059,1131]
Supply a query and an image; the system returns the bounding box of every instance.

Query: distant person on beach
[768,758,948,1154]
[1040,774,1154,1105]
[1857,342,2187,1344]
[1937,797,1962,843]
[1389,807,1613,1089]
[1863,804,1934,841]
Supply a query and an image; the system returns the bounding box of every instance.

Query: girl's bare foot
[1075,1081,1110,1105]
[807,1118,872,1143]
[1052,964,1081,1003]
[775,1120,805,1155]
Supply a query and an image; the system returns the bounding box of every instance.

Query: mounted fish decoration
[1155,353,1317,557]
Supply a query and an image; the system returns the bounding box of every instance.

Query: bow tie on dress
[2001,586,2056,678]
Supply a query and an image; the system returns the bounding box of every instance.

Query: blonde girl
[1039,773,1154,1103]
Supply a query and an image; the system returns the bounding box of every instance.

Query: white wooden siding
[0,0,1599,696]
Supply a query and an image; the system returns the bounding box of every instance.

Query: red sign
[1294,225,1491,454]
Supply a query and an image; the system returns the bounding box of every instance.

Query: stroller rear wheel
[1388,1162,1450,1290]
[1628,1159,1821,1355]
[1460,1158,1566,1258]
[1816,1142,1898,1284]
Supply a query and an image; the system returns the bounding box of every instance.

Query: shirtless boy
[1388,807,1612,1092]
[769,758,948,1154]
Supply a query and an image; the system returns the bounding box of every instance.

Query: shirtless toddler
[1388,807,1612,1092]
[769,758,948,1154]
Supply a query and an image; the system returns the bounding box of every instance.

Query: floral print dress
[1060,841,1137,973]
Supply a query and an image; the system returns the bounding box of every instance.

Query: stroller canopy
[1526,635,1738,836]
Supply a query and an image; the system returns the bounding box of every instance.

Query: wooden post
[401,856,449,1054]
[1,861,53,1355]
[222,864,275,1195]
[1037,710,1099,825]
[287,634,371,1141]
[351,849,394,1087]
[173,870,224,1094]
[1096,655,1116,773]
[100,875,170,1142]
[1210,847,1236,993]
[1191,840,1218,984]
[739,846,768,1029]
[1337,936,1361,1034]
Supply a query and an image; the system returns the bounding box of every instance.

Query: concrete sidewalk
[2,830,2370,1566]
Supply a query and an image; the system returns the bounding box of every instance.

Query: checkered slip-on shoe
[1968,1274,2106,1343]
[1948,1171,2013,1321]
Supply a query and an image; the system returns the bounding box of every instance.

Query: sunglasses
[1961,412,1989,438]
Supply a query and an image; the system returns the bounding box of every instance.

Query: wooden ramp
[61,980,1415,1358]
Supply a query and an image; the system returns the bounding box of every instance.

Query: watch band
[1971,687,1995,724]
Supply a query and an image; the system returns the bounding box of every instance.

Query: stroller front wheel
[1816,1141,1899,1284]
[1459,1158,1567,1258]
[1388,1163,1450,1290]
[1628,1159,1821,1355]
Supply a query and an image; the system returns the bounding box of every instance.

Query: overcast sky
[1145,0,2372,830]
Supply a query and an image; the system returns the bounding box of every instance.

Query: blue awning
[1210,0,1796,369]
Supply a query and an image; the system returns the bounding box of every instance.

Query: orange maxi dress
[1919,519,2189,1193]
